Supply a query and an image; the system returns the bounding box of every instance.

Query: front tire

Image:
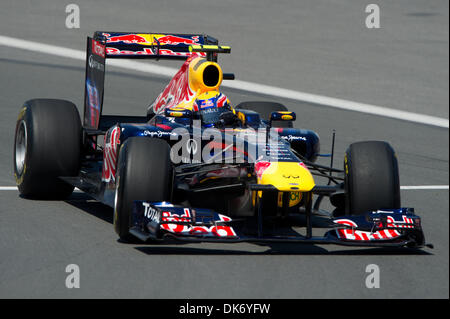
[114,137,173,241]
[14,99,81,199]
[344,141,401,215]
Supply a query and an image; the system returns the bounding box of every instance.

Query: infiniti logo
[88,55,105,71]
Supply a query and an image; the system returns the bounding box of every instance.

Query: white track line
[0,186,82,192]
[0,186,448,191]
[400,185,449,190]
[0,187,17,190]
[0,34,448,128]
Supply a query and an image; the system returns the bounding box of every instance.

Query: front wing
[130,202,430,249]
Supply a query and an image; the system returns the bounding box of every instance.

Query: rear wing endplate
[83,37,105,133]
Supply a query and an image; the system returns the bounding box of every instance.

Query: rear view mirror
[164,108,193,119]
[270,111,296,122]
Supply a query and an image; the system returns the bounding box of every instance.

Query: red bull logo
[156,35,200,45]
[104,33,148,44]
[199,98,215,109]
[102,33,202,46]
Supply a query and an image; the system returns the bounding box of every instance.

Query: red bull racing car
[13,31,432,249]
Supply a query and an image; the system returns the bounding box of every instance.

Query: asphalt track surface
[0,1,448,298]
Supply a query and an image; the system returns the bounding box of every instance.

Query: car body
[13,31,431,249]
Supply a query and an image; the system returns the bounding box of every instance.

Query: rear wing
[83,32,219,138]
[94,31,218,60]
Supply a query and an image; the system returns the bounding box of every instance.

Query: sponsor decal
[151,55,199,113]
[160,210,236,237]
[91,39,105,57]
[143,202,160,223]
[277,191,302,207]
[334,219,401,241]
[104,33,148,44]
[106,47,155,56]
[102,126,120,182]
[335,228,401,241]
[103,33,202,46]
[386,215,415,228]
[106,47,195,57]
[200,98,215,108]
[281,135,307,142]
[142,130,177,138]
[370,210,417,229]
[156,35,200,45]
[88,54,104,71]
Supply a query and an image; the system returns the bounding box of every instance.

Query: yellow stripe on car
[258,162,315,192]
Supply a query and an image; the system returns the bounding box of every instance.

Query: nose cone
[258,162,315,192]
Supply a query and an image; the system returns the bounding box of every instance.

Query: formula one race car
[13,31,431,249]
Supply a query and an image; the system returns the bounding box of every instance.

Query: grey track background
[0,0,448,298]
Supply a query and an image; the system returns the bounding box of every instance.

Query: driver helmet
[192,91,233,127]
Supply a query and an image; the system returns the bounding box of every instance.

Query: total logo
[142,203,160,223]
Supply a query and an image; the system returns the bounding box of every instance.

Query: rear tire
[114,137,173,241]
[344,141,400,215]
[235,101,293,128]
[14,99,81,199]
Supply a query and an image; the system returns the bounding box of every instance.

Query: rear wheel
[344,141,400,215]
[14,99,81,199]
[114,137,173,241]
[235,101,293,128]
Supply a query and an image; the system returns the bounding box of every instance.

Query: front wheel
[344,141,401,215]
[114,137,173,241]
